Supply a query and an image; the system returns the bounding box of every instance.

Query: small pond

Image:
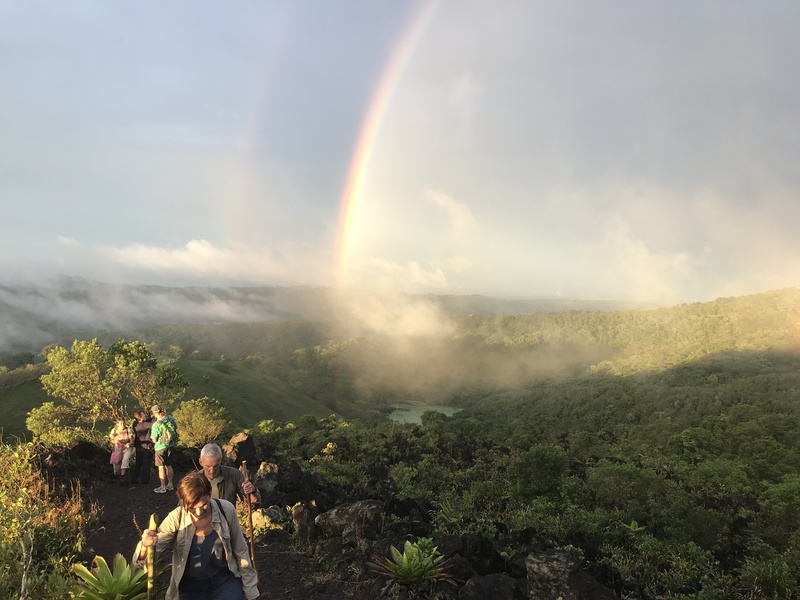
[387,402,461,424]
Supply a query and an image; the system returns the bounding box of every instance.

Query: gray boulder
[314,499,383,542]
[459,573,525,600]
[223,432,257,466]
[527,550,616,600]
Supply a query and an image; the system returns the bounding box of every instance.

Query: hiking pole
[147,513,157,600]
[240,460,258,582]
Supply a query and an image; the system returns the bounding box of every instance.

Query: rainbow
[334,0,440,288]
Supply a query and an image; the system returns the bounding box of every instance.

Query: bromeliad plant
[72,553,147,600]
[367,537,457,599]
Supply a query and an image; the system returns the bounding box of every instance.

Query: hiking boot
[153,486,167,493]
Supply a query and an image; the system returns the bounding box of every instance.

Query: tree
[108,340,158,410]
[40,340,120,426]
[172,397,232,448]
[151,365,189,412]
[108,341,188,412]
[39,339,188,428]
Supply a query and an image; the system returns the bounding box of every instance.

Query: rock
[314,499,383,542]
[447,554,477,584]
[437,533,505,576]
[280,460,304,491]
[251,508,279,534]
[264,504,289,523]
[255,461,280,497]
[223,432,257,466]
[526,550,616,600]
[43,450,64,469]
[459,573,524,600]
[68,441,98,461]
[291,501,320,548]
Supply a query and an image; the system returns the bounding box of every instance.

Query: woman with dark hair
[129,410,153,485]
[133,470,260,599]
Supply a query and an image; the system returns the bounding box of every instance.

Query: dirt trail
[85,476,372,600]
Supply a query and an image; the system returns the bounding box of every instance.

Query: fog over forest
[0,276,647,354]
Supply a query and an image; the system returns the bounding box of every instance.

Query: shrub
[172,397,232,448]
[0,442,98,599]
[26,402,107,446]
[72,553,147,600]
[367,537,457,598]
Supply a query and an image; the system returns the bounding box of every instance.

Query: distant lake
[387,403,461,424]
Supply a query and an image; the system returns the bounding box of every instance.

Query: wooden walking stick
[147,513,157,600]
[240,460,258,582]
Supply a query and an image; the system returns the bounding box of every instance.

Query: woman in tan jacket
[133,470,260,599]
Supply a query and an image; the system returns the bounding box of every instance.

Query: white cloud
[426,190,477,234]
[439,256,473,273]
[99,239,334,286]
[582,216,695,305]
[57,236,80,247]
[340,289,456,338]
[361,257,448,290]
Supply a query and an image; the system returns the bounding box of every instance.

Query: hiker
[129,410,153,485]
[134,470,260,599]
[151,404,177,493]
[109,417,134,484]
[199,444,261,506]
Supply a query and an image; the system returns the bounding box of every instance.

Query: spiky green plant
[366,537,457,598]
[72,553,147,600]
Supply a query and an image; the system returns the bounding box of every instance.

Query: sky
[2,1,800,307]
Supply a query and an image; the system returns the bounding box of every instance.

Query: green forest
[3,288,800,598]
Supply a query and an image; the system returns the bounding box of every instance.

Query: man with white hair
[198,443,261,505]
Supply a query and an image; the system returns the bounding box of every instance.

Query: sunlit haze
[2,2,800,306]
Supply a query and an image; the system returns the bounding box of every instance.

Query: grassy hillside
[0,364,49,441]
[175,359,338,425]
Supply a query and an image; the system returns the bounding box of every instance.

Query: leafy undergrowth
[0,442,99,599]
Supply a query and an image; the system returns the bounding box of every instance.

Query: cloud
[57,236,80,247]
[339,289,456,338]
[426,190,477,234]
[99,239,334,286]
[362,258,448,290]
[581,216,695,305]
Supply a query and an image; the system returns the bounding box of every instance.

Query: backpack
[160,415,179,446]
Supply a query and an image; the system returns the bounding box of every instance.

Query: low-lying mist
[0,277,637,355]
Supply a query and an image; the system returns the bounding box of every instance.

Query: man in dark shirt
[199,443,260,505]
[129,410,153,485]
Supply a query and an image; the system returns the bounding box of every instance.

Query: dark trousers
[129,447,153,484]
[178,569,243,600]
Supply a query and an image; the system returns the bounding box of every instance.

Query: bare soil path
[85,476,373,600]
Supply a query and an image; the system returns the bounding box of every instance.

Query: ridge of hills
[2,285,800,439]
[0,276,651,354]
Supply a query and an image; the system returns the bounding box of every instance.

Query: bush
[26,403,106,446]
[0,442,98,599]
[173,397,232,448]
[367,537,457,598]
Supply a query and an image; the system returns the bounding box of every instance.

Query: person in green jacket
[150,404,177,493]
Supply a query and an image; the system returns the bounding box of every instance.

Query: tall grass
[0,442,99,599]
